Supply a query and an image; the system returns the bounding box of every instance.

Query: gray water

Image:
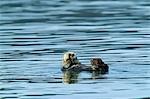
[0,0,150,98]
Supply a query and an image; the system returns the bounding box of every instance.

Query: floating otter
[62,52,82,71]
[62,52,108,72]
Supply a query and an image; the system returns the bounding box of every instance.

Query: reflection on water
[0,0,150,98]
[91,71,108,79]
[63,71,79,84]
[62,70,108,84]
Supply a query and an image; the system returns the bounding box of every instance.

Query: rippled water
[0,0,150,98]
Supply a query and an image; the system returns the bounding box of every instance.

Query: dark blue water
[0,0,150,98]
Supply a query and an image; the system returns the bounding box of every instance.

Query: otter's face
[63,52,80,69]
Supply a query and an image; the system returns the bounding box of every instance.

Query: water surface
[0,0,150,98]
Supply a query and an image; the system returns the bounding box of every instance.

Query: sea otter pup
[62,52,108,72]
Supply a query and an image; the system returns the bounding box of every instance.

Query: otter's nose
[71,54,74,57]
[69,53,75,59]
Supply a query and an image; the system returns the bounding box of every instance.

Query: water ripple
[1,0,150,98]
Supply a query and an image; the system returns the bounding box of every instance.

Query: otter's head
[62,52,80,69]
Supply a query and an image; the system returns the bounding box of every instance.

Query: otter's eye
[68,54,71,57]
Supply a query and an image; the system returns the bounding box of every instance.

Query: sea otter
[62,52,89,72]
[62,52,108,72]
